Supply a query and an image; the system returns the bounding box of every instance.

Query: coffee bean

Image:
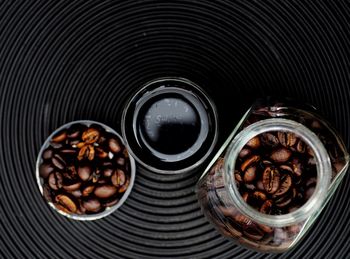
[274,174,292,197]
[39,163,55,178]
[63,182,81,192]
[109,138,121,153]
[258,223,273,233]
[275,194,292,208]
[244,166,257,183]
[116,157,126,166]
[234,170,243,183]
[256,180,264,191]
[260,200,272,214]
[262,167,280,194]
[118,178,130,193]
[60,148,77,156]
[52,154,66,170]
[82,185,95,197]
[94,185,117,199]
[252,191,267,202]
[243,225,264,241]
[246,136,260,149]
[83,198,101,212]
[42,148,54,160]
[103,168,114,178]
[241,155,260,172]
[245,184,256,191]
[82,128,100,144]
[234,214,251,226]
[70,189,82,198]
[270,148,292,163]
[67,129,81,139]
[277,132,297,147]
[48,172,63,190]
[104,199,119,208]
[55,194,77,213]
[78,165,92,181]
[296,140,306,153]
[51,142,63,149]
[111,169,126,187]
[239,148,252,159]
[96,147,108,159]
[291,158,302,177]
[260,133,279,147]
[52,131,67,143]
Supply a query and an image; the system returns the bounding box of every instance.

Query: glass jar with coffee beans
[36,121,135,220]
[196,99,349,253]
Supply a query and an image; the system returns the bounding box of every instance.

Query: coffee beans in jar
[197,99,349,253]
[36,121,135,220]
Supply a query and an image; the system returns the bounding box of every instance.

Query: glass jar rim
[224,118,332,227]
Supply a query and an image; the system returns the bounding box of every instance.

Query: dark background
[1,0,350,258]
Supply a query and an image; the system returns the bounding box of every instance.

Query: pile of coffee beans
[38,123,132,215]
[234,131,317,215]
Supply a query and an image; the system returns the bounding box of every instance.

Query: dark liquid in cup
[135,88,209,162]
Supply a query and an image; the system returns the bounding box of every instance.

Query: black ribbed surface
[1,1,350,258]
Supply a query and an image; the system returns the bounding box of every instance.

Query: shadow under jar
[196,99,349,253]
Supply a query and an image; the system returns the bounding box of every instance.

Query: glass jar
[196,99,349,253]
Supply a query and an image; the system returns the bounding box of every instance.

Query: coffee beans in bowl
[36,121,135,220]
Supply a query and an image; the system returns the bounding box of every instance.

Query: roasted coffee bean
[98,178,108,184]
[96,147,108,159]
[83,198,101,212]
[244,166,256,183]
[275,194,292,208]
[279,165,293,174]
[260,200,272,214]
[239,148,252,159]
[42,148,54,160]
[39,163,55,178]
[262,167,280,194]
[94,185,117,199]
[243,225,264,241]
[246,136,260,149]
[60,148,77,156]
[69,139,80,146]
[82,185,95,197]
[258,223,273,233]
[252,191,267,202]
[296,140,306,153]
[111,169,126,187]
[241,155,260,172]
[51,142,63,149]
[63,182,81,192]
[103,168,114,178]
[52,131,67,143]
[116,157,126,166]
[109,138,121,153]
[119,178,130,193]
[274,174,292,197]
[260,133,279,147]
[78,165,92,181]
[52,154,66,170]
[270,148,292,163]
[70,189,82,198]
[256,180,264,191]
[67,129,80,139]
[234,214,251,226]
[55,194,77,213]
[234,170,243,183]
[277,132,297,147]
[245,184,256,191]
[104,199,119,207]
[48,172,63,190]
[291,158,303,177]
[82,128,100,144]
